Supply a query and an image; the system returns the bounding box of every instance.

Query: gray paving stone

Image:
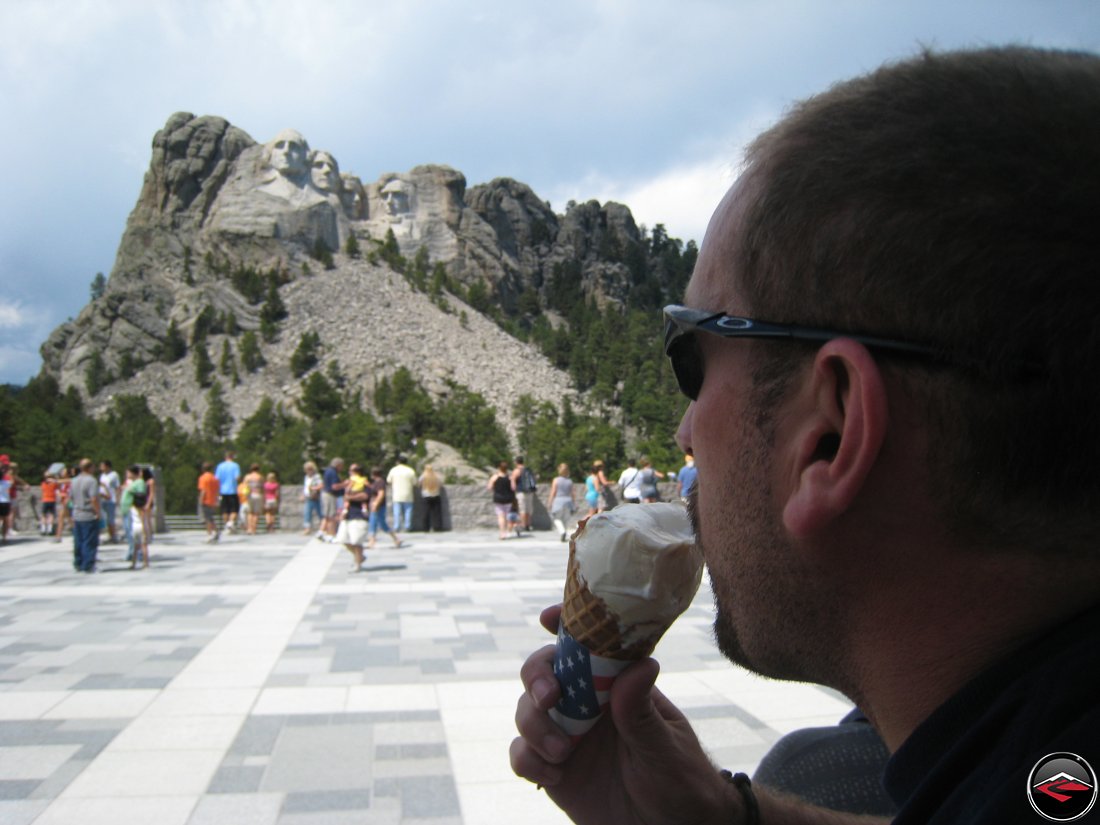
[282,789,372,812]
[0,781,38,800]
[208,765,267,794]
[230,717,288,756]
[261,724,374,792]
[0,799,50,825]
[395,776,461,819]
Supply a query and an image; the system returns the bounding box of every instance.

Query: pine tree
[202,381,232,441]
[240,330,264,373]
[90,272,107,300]
[290,331,321,377]
[84,351,112,395]
[259,277,287,342]
[160,320,187,363]
[219,339,235,376]
[193,342,214,388]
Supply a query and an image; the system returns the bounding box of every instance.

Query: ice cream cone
[561,541,663,660]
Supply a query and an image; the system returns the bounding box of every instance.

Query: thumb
[608,658,673,754]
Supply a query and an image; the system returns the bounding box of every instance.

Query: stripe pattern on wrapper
[547,623,631,740]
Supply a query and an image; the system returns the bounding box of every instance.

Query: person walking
[336,463,371,571]
[215,450,241,533]
[367,466,402,550]
[548,463,575,542]
[320,458,346,541]
[489,461,518,540]
[197,462,220,543]
[69,459,100,573]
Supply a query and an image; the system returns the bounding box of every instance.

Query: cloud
[0,299,47,331]
[0,299,51,385]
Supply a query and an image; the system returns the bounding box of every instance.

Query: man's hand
[510,605,738,825]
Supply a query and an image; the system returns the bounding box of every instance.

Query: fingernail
[543,732,570,761]
[531,678,555,707]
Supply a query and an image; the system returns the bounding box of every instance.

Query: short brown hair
[735,47,1100,550]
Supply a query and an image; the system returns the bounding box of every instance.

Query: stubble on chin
[687,487,751,668]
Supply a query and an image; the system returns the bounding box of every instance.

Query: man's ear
[782,339,888,538]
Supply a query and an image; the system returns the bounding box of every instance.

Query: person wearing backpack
[511,456,538,532]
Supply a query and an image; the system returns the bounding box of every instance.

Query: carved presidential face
[265,129,309,177]
[310,151,340,193]
[340,173,366,218]
[381,179,411,217]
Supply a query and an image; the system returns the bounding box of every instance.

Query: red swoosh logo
[1037,779,1093,803]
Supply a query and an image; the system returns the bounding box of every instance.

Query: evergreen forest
[0,224,696,514]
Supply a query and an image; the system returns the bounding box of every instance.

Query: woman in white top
[548,463,575,543]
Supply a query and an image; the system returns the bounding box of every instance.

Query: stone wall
[16,481,682,534]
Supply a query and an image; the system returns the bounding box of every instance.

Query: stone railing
[16,481,683,533]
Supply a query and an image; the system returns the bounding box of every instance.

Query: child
[197,462,220,543]
[120,466,148,568]
[40,472,58,535]
[263,471,280,533]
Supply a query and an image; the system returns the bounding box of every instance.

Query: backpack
[518,467,537,493]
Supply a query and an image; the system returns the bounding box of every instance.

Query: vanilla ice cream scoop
[568,502,702,655]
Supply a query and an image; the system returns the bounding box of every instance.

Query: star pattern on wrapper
[553,628,605,721]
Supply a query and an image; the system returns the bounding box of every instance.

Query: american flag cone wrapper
[548,624,632,738]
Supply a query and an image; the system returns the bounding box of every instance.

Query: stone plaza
[0,527,853,824]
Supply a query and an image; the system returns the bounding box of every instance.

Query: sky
[1,0,1097,386]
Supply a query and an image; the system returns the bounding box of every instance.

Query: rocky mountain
[40,113,683,440]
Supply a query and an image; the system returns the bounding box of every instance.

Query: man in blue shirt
[214,450,241,533]
[676,449,697,503]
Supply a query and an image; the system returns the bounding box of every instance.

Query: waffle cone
[561,534,663,660]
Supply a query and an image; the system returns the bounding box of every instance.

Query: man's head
[79,458,94,474]
[331,457,344,470]
[676,45,1100,687]
[698,46,1100,551]
[100,460,112,472]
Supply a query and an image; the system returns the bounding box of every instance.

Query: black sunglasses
[662,304,946,400]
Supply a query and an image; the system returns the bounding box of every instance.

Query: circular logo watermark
[1028,753,1097,822]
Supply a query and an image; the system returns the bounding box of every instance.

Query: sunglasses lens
[668,334,703,400]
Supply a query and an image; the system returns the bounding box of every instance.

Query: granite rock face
[41,113,666,441]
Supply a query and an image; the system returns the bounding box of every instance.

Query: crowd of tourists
[487,451,697,542]
[0,454,156,572]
